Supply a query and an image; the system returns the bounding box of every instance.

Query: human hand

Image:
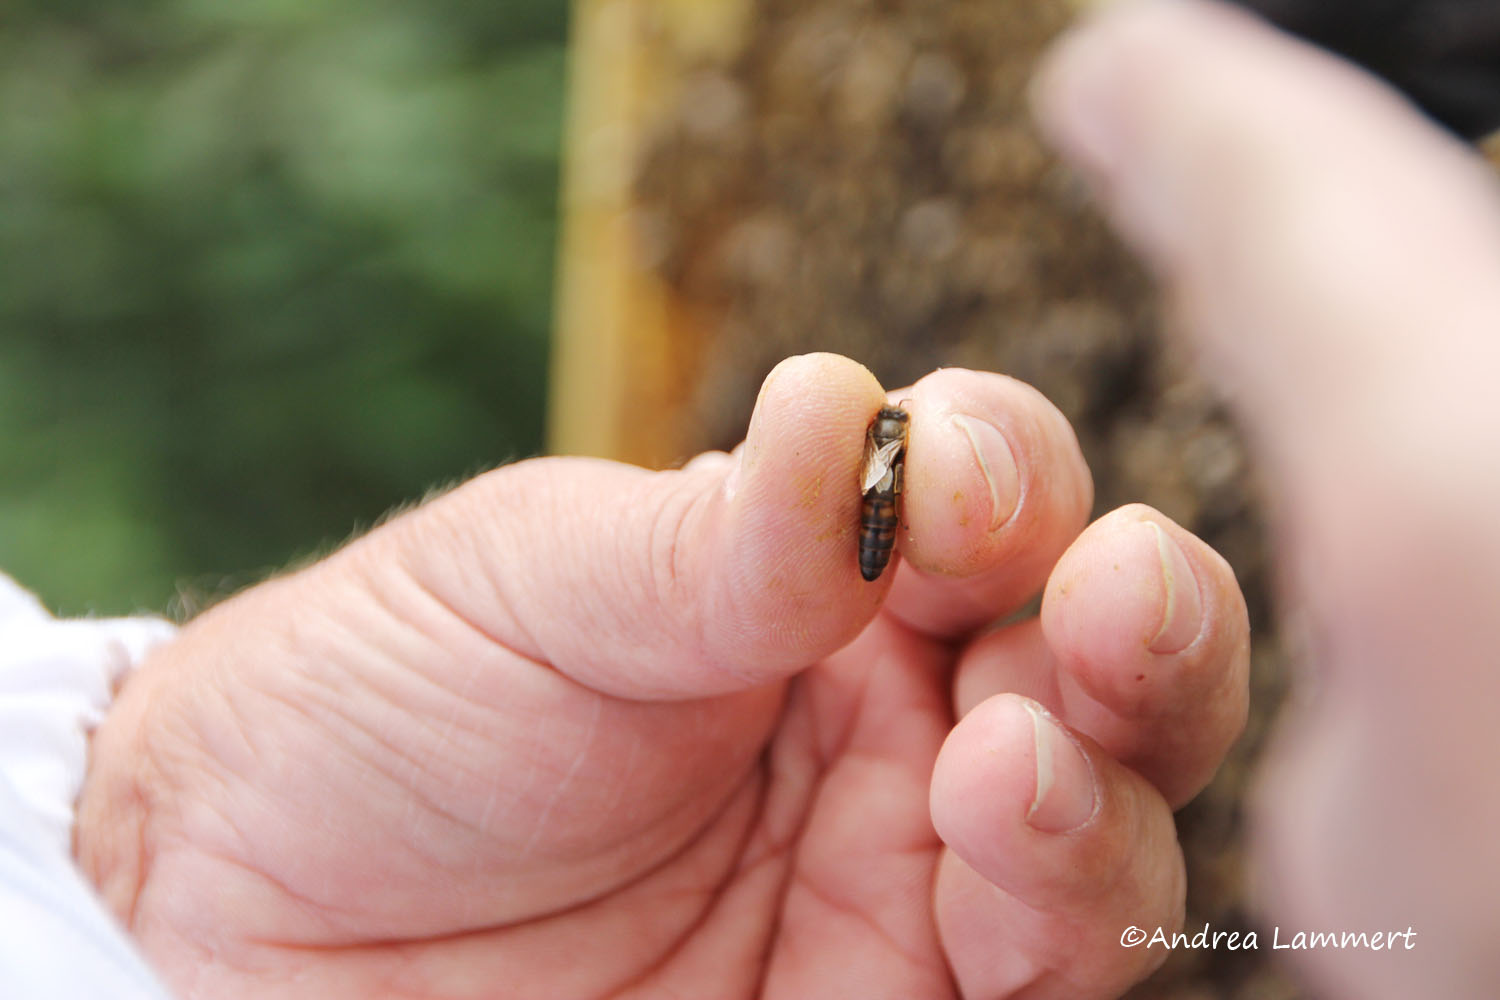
[78,355,1249,999]
[1032,2,1500,998]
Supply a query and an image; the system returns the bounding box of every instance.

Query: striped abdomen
[859,492,898,581]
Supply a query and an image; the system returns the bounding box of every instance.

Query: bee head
[870,405,910,446]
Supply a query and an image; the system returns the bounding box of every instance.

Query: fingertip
[932,695,1109,887]
[903,370,1091,578]
[882,369,1092,637]
[931,692,1176,904]
[736,353,885,511]
[732,351,886,556]
[931,694,1044,856]
[704,353,892,675]
[1043,506,1194,675]
[745,353,882,439]
[1041,504,1247,718]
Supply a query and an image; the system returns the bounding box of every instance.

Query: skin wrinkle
[349,569,532,760]
[108,694,247,944]
[602,764,776,1000]
[466,761,774,998]
[367,572,560,726]
[327,641,762,923]
[738,695,819,873]
[354,516,783,887]
[106,695,209,942]
[745,844,807,996]
[196,611,912,977]
[811,660,878,769]
[950,872,1154,1000]
[425,664,481,794]
[966,869,1062,995]
[283,658,446,813]
[249,679,443,855]
[430,467,555,667]
[303,585,468,822]
[275,588,425,719]
[740,693,836,998]
[181,839,349,953]
[201,762,775,1000]
[598,720,645,825]
[786,861,950,997]
[473,760,514,844]
[362,549,510,683]
[123,778,156,936]
[511,712,544,839]
[517,720,775,925]
[600,486,652,639]
[741,859,791,1000]
[239,665,524,920]
[663,473,723,609]
[754,647,950,994]
[333,558,671,851]
[519,696,604,859]
[643,473,719,683]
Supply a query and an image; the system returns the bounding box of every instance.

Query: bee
[858,405,910,581]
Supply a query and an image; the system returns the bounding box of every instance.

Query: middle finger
[954,504,1251,807]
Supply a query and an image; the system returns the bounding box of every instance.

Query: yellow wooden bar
[548,0,751,468]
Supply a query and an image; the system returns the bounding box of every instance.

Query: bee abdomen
[859,494,898,581]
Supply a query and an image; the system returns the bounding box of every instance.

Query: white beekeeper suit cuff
[0,572,177,856]
[0,571,179,998]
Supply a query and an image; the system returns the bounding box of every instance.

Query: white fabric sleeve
[0,572,178,998]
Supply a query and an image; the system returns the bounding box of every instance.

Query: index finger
[881,367,1095,639]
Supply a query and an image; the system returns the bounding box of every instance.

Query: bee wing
[860,437,903,493]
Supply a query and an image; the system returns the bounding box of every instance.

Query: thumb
[1031,0,1500,494]
[361,352,889,700]
[1029,0,1500,699]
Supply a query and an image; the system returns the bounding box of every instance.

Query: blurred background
[0,0,566,615]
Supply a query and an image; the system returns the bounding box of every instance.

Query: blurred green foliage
[0,0,567,616]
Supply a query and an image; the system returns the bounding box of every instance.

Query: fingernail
[1024,700,1098,833]
[1146,520,1203,654]
[951,414,1021,531]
